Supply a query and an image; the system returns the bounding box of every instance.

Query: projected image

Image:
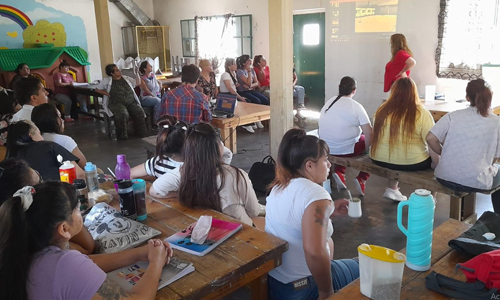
[355,0,398,33]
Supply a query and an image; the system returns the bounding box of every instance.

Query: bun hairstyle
[58,60,70,70]
[236,54,250,70]
[0,181,79,300]
[0,159,34,206]
[155,115,188,160]
[466,79,492,117]
[270,128,330,190]
[325,76,357,113]
[5,120,39,159]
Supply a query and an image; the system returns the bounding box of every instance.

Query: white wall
[37,0,154,82]
[154,0,440,116]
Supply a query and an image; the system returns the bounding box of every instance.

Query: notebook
[212,93,237,118]
[108,257,194,291]
[165,218,242,256]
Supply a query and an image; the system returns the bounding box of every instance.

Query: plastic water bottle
[133,179,147,221]
[397,189,436,271]
[115,154,131,180]
[84,162,99,192]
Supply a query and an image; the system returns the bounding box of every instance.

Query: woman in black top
[5,120,84,181]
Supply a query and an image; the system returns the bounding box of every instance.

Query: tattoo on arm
[96,277,132,300]
[314,205,328,227]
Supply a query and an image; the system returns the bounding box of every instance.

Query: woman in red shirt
[253,55,270,99]
[384,34,416,93]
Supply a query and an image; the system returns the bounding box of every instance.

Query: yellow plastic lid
[358,244,406,263]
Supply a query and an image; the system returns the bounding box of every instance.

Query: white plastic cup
[425,85,436,102]
[348,198,362,218]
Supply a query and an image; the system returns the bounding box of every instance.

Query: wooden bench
[329,154,500,223]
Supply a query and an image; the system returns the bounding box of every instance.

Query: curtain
[195,14,235,74]
[436,0,500,80]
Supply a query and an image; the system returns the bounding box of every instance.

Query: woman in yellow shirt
[370,78,437,201]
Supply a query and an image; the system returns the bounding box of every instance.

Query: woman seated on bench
[265,128,358,300]
[427,79,500,212]
[150,123,260,226]
[0,181,172,300]
[319,76,372,195]
[370,78,437,201]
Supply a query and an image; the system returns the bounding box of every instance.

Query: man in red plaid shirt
[157,64,212,124]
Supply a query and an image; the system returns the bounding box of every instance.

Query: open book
[108,257,194,291]
[165,218,242,256]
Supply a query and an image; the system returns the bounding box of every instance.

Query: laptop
[212,93,237,118]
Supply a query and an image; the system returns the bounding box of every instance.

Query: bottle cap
[85,162,96,172]
[60,161,74,169]
[132,179,146,190]
[117,154,127,164]
[117,180,133,189]
[415,189,431,196]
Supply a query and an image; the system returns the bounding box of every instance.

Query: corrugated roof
[0,46,89,71]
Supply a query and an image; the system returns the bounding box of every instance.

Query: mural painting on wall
[0,0,87,52]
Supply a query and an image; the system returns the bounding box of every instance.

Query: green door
[293,13,326,111]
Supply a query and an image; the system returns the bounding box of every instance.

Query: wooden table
[423,98,500,122]
[72,84,104,120]
[212,102,271,154]
[100,181,288,300]
[328,219,472,300]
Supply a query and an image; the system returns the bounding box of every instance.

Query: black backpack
[248,155,276,194]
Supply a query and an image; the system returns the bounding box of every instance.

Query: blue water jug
[397,189,435,271]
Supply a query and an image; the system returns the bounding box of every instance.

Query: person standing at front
[384,33,416,93]
[96,64,148,140]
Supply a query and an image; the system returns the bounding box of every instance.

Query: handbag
[248,155,276,194]
[449,211,500,256]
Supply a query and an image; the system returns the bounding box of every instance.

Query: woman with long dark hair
[6,120,85,181]
[370,77,437,201]
[150,123,260,225]
[0,181,172,300]
[427,79,500,212]
[319,76,372,195]
[32,103,88,169]
[384,33,416,92]
[236,54,270,106]
[265,128,358,300]
[253,55,270,98]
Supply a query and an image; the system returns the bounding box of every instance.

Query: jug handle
[397,201,409,237]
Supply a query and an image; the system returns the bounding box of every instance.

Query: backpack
[458,249,500,289]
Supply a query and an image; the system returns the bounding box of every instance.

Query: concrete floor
[65,116,494,299]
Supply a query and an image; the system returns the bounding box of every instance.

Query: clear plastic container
[358,244,406,300]
[85,162,99,192]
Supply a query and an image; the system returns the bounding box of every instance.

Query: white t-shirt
[42,133,78,153]
[12,105,34,122]
[219,72,236,94]
[319,96,371,155]
[431,106,500,190]
[265,178,333,284]
[151,165,260,225]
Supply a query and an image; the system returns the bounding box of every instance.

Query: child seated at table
[149,123,260,226]
[426,79,500,212]
[5,120,85,181]
[32,103,88,169]
[130,115,233,181]
[0,181,172,300]
[0,158,95,254]
[370,77,438,201]
[265,128,359,299]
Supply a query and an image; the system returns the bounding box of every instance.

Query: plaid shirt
[157,85,212,124]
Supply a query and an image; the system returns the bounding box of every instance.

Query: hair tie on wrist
[13,186,35,211]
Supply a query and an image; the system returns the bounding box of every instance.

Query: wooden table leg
[229,127,237,154]
[250,274,268,300]
[461,193,477,224]
[449,195,462,221]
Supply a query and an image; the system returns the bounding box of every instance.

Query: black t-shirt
[13,141,79,181]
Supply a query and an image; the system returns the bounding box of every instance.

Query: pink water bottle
[115,154,131,180]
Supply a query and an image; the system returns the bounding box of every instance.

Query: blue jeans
[293,85,305,106]
[140,96,161,120]
[437,166,500,212]
[239,90,270,105]
[268,258,360,300]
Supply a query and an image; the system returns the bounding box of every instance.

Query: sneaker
[332,171,347,192]
[64,117,74,122]
[256,121,264,129]
[252,123,258,129]
[383,187,408,201]
[296,103,306,110]
[354,177,366,196]
[242,125,255,133]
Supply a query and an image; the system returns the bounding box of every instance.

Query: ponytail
[466,79,492,117]
[155,115,188,159]
[0,182,79,300]
[325,76,357,113]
